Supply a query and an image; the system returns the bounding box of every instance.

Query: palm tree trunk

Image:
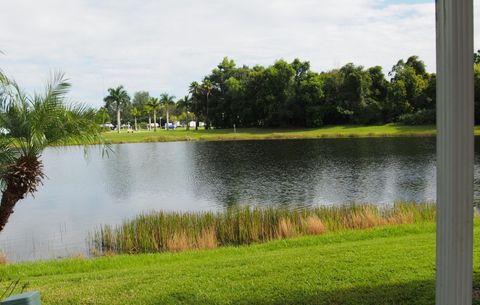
[153,111,157,131]
[0,184,24,232]
[0,156,44,233]
[186,112,190,131]
[134,117,137,131]
[195,100,199,131]
[206,94,210,130]
[148,115,152,131]
[117,109,121,133]
[166,109,170,131]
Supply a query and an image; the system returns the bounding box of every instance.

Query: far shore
[99,124,480,145]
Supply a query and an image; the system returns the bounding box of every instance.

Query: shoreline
[100,124,465,145]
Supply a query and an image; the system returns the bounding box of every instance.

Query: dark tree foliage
[188,56,442,128]
[475,64,480,125]
[474,50,480,65]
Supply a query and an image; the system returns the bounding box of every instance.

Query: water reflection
[0,137,473,261]
[188,138,437,207]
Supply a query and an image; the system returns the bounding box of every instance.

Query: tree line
[101,53,480,130]
[189,56,437,129]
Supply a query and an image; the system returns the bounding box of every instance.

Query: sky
[0,0,478,108]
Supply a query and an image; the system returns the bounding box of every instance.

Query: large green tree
[132,91,150,111]
[386,56,435,124]
[132,91,150,122]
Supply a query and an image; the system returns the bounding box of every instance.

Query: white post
[436,0,474,304]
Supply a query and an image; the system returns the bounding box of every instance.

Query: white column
[436,0,474,304]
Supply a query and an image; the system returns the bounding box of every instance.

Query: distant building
[188,121,205,128]
[100,123,115,130]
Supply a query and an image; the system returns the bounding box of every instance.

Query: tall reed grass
[88,202,436,256]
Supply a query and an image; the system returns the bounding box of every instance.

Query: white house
[188,121,205,128]
[100,123,114,130]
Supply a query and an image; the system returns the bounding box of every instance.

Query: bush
[139,122,148,130]
[398,109,435,125]
[354,98,384,125]
[305,106,324,127]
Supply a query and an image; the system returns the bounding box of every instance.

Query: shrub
[398,109,435,125]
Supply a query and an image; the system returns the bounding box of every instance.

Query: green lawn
[2,222,480,305]
[101,125,480,144]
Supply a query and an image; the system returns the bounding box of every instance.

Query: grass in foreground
[2,222,480,304]
[90,203,436,255]
[101,124,453,144]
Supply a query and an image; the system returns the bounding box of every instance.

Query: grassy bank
[2,221,480,304]
[101,124,457,144]
[90,203,436,255]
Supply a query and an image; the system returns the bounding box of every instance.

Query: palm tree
[147,97,161,131]
[144,104,153,131]
[189,82,201,130]
[201,79,213,130]
[160,93,176,131]
[0,72,104,232]
[104,86,130,133]
[130,107,140,131]
[177,95,192,130]
[96,107,110,126]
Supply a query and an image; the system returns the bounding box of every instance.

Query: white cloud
[0,0,477,107]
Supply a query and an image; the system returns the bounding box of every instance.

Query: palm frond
[49,103,110,155]
[0,137,16,170]
[43,71,71,104]
[0,72,108,157]
[104,85,130,111]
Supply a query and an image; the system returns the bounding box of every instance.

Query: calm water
[1,137,479,261]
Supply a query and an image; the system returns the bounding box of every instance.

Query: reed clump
[277,218,297,239]
[0,252,8,265]
[166,232,190,252]
[89,202,436,256]
[305,216,327,235]
[196,228,218,250]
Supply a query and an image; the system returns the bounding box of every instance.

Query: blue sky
[0,0,477,107]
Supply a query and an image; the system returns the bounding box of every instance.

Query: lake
[1,137,478,261]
